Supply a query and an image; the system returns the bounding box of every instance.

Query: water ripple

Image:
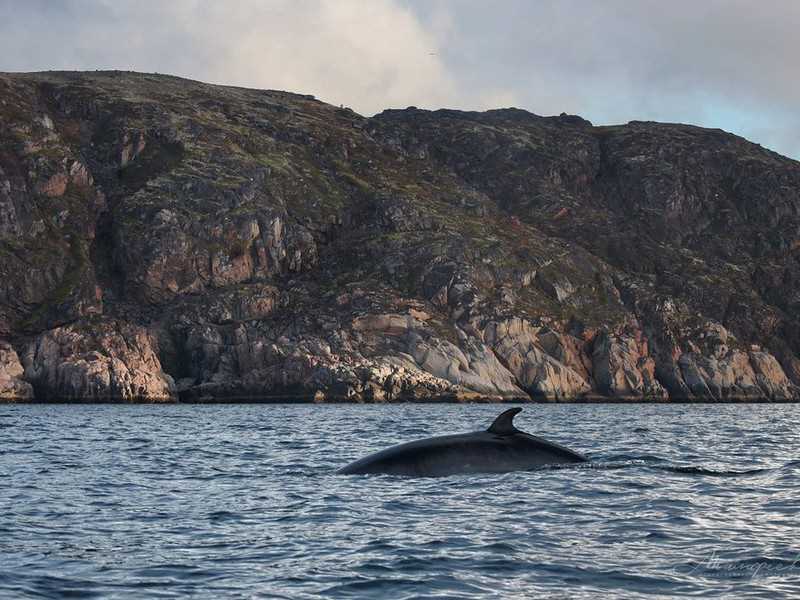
[1,403,799,599]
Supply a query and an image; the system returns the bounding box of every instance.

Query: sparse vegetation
[1,71,799,402]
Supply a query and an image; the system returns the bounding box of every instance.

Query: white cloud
[0,0,465,114]
[1,0,799,156]
[403,0,800,158]
[196,0,461,113]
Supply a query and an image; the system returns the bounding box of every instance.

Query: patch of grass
[18,238,88,330]
[257,152,294,176]
[332,159,372,192]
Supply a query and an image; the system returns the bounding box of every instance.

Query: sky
[1,0,798,159]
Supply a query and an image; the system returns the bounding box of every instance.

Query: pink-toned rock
[406,333,526,398]
[352,313,419,336]
[69,161,93,187]
[36,172,68,197]
[120,132,146,166]
[210,251,255,287]
[780,355,800,387]
[675,347,798,401]
[0,341,34,400]
[485,318,590,400]
[592,330,667,399]
[749,352,796,399]
[538,328,593,381]
[23,320,175,401]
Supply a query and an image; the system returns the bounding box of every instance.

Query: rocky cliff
[1,71,798,402]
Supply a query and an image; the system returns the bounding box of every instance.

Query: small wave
[401,427,430,435]
[657,465,772,477]
[132,564,226,580]
[356,539,399,553]
[381,500,417,511]
[207,510,244,523]
[322,576,488,597]
[571,460,650,471]
[279,468,320,477]
[124,437,152,444]
[598,454,666,463]
[0,575,103,599]
[354,562,394,574]
[321,577,430,596]
[479,541,519,553]
[577,457,775,477]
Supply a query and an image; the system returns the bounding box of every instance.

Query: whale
[338,407,587,477]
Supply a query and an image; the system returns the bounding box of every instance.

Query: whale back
[338,406,587,476]
[487,407,522,435]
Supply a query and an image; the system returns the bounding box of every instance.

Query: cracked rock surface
[0,71,798,401]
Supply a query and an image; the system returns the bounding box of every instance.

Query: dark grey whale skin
[338,408,587,477]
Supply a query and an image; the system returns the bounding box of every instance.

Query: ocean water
[1,403,799,599]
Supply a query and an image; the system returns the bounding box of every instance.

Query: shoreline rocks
[22,320,175,401]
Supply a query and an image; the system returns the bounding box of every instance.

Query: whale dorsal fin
[487,407,522,435]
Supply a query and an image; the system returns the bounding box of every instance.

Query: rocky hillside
[1,71,798,402]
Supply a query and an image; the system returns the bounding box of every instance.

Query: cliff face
[1,71,798,401]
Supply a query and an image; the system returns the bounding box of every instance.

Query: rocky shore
[1,71,798,402]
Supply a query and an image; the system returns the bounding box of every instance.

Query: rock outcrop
[592,329,667,400]
[0,71,797,401]
[484,319,590,400]
[0,341,34,400]
[23,319,174,401]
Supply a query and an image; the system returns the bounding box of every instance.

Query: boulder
[0,341,34,400]
[406,333,526,398]
[592,330,667,399]
[486,319,590,400]
[749,352,797,400]
[23,320,175,401]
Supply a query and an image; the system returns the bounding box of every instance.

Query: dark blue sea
[1,403,799,599]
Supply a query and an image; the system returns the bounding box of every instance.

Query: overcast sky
[1,0,798,158]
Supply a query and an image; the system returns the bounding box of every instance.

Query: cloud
[0,0,468,114]
[404,0,800,158]
[0,0,798,157]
